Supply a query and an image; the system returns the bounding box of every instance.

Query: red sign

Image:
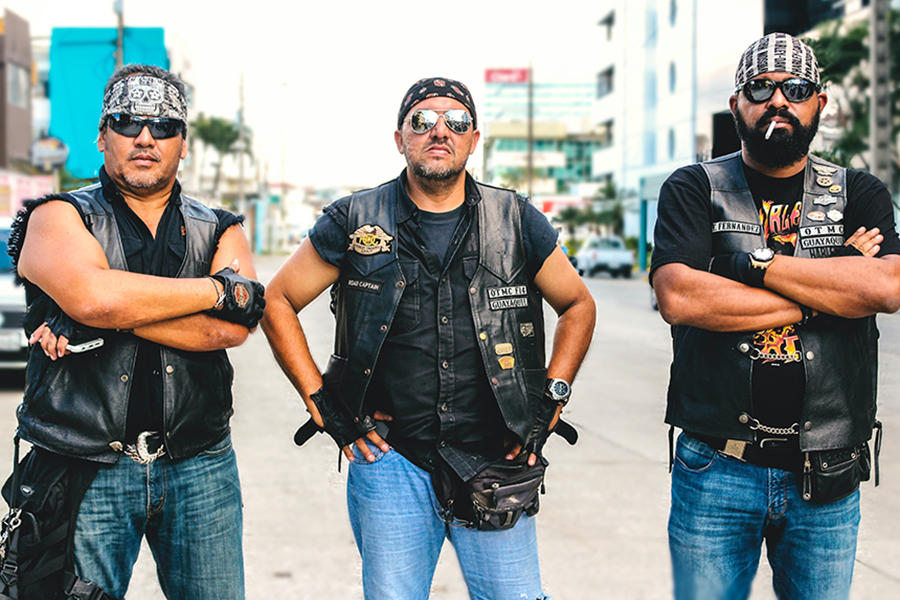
[485,68,529,84]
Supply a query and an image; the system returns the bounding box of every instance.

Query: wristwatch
[748,247,776,286]
[545,378,572,406]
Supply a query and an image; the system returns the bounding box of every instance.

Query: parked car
[575,236,635,278]
[0,227,28,370]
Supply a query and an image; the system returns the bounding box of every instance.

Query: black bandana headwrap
[100,75,188,128]
[734,33,820,91]
[397,77,477,131]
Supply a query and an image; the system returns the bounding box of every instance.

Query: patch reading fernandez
[712,221,762,234]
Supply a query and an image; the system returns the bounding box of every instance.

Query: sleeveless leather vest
[17,183,235,462]
[329,178,547,443]
[665,152,878,451]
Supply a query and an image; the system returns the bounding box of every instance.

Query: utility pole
[113,0,124,70]
[526,62,534,201]
[237,72,246,215]
[870,0,891,187]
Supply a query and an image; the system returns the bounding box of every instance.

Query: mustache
[754,107,802,130]
[127,149,161,162]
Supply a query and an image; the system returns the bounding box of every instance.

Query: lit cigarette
[765,121,776,140]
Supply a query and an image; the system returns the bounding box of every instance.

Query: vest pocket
[394,260,420,332]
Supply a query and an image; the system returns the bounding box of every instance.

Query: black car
[0,227,28,370]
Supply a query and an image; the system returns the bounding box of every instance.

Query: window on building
[7,63,30,109]
[670,0,677,26]
[599,11,615,41]
[646,5,658,44]
[644,131,657,166]
[596,120,614,148]
[668,128,676,160]
[596,67,614,99]
[669,62,677,93]
[645,71,657,109]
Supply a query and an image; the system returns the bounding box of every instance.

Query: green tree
[190,113,251,196]
[804,10,899,175]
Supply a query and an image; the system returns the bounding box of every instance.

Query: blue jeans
[73,436,244,600]
[669,432,860,600]
[346,441,547,600]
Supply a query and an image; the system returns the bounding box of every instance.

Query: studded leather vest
[665,152,878,451]
[328,179,547,443]
[17,183,235,463]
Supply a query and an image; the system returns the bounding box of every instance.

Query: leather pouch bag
[466,454,548,531]
[801,443,870,504]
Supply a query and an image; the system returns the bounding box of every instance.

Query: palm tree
[190,113,250,196]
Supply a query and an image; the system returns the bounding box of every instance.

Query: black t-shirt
[651,160,900,456]
[309,172,558,479]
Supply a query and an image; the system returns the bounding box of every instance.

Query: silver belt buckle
[124,431,166,464]
[722,439,749,461]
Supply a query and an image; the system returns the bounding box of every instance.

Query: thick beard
[734,106,820,169]
[410,160,465,195]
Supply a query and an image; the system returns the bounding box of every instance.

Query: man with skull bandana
[651,33,900,599]
[5,64,264,599]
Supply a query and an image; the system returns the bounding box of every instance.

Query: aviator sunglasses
[107,113,185,139]
[407,109,473,135]
[738,78,819,104]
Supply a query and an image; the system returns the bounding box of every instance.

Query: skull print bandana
[100,75,188,124]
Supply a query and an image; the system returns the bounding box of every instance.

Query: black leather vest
[17,183,235,463]
[665,152,878,451]
[329,179,547,443]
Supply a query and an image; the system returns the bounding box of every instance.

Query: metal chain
[746,416,800,436]
[0,508,23,560]
[748,348,802,362]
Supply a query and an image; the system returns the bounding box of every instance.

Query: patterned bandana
[734,32,820,90]
[397,77,477,130]
[100,75,188,125]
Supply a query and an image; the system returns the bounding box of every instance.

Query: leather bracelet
[798,304,814,326]
[207,276,225,310]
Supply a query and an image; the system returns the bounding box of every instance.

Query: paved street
[1,252,899,598]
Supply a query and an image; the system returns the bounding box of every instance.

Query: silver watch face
[752,247,775,262]
[548,379,571,401]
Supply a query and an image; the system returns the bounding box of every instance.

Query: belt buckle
[125,431,166,465]
[722,439,749,461]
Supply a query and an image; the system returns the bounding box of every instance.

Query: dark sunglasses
[407,109,472,135]
[107,113,185,139]
[738,78,819,104]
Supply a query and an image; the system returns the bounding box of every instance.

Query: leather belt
[686,432,801,472]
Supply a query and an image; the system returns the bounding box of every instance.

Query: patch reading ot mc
[488,286,528,310]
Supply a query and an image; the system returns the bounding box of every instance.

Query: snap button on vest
[380,325,388,332]
[165,365,174,374]
[469,287,476,294]
[479,332,487,340]
[121,374,128,382]
[806,351,815,360]
[739,413,750,424]
[739,343,751,353]
[804,421,812,431]
[397,281,404,288]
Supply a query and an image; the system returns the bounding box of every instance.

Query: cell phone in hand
[67,338,104,353]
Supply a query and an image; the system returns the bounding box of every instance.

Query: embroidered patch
[348,224,394,255]
[346,278,383,294]
[520,323,535,338]
[488,286,528,311]
[234,283,249,308]
[490,298,528,310]
[813,195,837,206]
[812,165,837,176]
[800,236,844,249]
[816,175,834,187]
[494,343,513,356]
[829,184,843,194]
[827,210,843,223]
[800,224,843,237]
[498,356,515,370]
[807,211,825,222]
[711,221,761,234]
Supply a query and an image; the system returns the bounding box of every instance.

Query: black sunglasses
[738,78,819,104]
[407,109,472,135]
[107,113,185,139]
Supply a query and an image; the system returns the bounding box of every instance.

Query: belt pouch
[801,443,870,504]
[466,454,548,531]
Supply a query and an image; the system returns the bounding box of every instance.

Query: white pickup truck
[575,236,635,278]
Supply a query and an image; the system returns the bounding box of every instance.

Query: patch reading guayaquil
[487,286,528,310]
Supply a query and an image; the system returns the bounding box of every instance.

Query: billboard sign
[485,68,529,84]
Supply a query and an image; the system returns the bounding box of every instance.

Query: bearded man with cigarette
[650,33,900,599]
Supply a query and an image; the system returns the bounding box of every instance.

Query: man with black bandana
[262,77,595,599]
[652,33,900,599]
[6,64,264,599]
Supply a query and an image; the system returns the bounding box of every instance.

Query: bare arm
[18,200,220,329]
[534,246,596,384]
[762,251,900,318]
[654,262,803,332]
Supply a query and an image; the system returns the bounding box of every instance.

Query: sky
[6,0,604,189]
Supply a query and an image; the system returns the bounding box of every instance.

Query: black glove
[708,252,766,287]
[207,267,266,328]
[831,244,864,257]
[524,396,559,457]
[310,386,376,449]
[23,294,102,343]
